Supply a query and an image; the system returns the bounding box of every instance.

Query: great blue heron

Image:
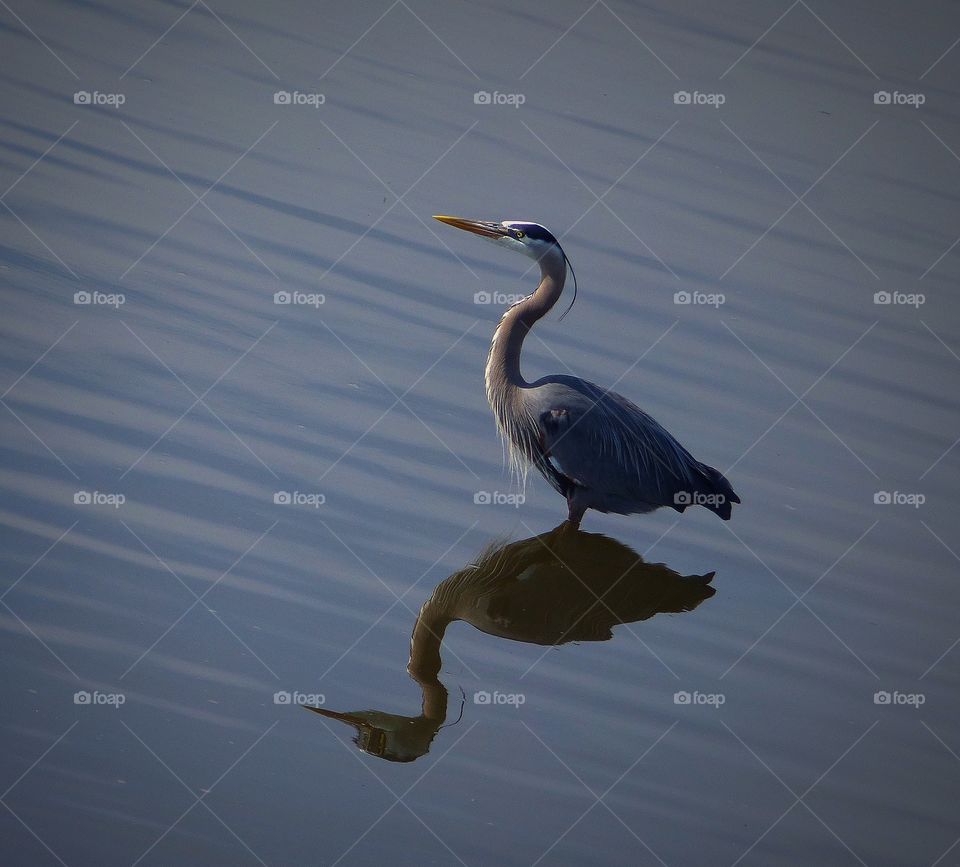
[434,216,740,527]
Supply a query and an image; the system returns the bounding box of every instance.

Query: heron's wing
[533,378,708,508]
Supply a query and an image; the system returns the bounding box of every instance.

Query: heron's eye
[515,231,524,239]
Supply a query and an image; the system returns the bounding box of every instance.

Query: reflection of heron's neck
[408,594,453,681]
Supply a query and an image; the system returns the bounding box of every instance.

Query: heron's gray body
[435,215,740,526]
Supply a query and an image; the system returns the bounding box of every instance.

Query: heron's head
[433,216,577,316]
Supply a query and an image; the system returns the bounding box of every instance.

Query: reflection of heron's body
[434,216,740,527]
[307,525,715,762]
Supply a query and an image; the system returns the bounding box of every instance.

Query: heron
[433,215,740,527]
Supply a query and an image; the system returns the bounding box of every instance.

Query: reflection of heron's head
[304,696,446,763]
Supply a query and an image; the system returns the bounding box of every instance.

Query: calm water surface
[2,1,959,865]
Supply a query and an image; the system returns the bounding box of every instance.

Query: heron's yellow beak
[433,215,509,238]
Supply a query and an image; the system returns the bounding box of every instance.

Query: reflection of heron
[434,216,740,527]
[306,524,715,762]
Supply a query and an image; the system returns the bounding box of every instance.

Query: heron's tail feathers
[673,463,740,520]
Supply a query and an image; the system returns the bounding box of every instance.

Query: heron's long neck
[486,254,565,396]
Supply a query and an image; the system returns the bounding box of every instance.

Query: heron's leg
[565,492,586,529]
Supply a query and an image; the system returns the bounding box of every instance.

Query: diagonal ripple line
[720,520,878,679]
[325,717,480,867]
[317,518,481,681]
[719,119,880,280]
[398,0,480,80]
[121,320,278,478]
[597,0,679,78]
[199,0,279,78]
[514,119,679,288]
[721,320,879,479]
[520,119,679,279]
[1,399,80,479]
[1,320,78,400]
[721,0,800,79]
[521,0,600,79]
[1,599,80,678]
[0,0,79,78]
[918,322,960,478]
[120,520,280,680]
[1,200,79,278]
[119,520,278,679]
[1,120,78,200]
[723,719,876,867]
[723,320,877,476]
[524,719,675,867]
[918,521,960,679]
[316,318,481,481]
[314,120,479,285]
[320,0,400,79]
[317,118,480,280]
[0,802,69,867]
[121,0,200,78]
[2,720,79,800]
[126,719,278,867]
[2,521,78,600]
[120,320,279,478]
[120,121,278,280]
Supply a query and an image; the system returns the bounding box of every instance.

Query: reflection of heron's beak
[302,706,371,727]
[433,215,509,238]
